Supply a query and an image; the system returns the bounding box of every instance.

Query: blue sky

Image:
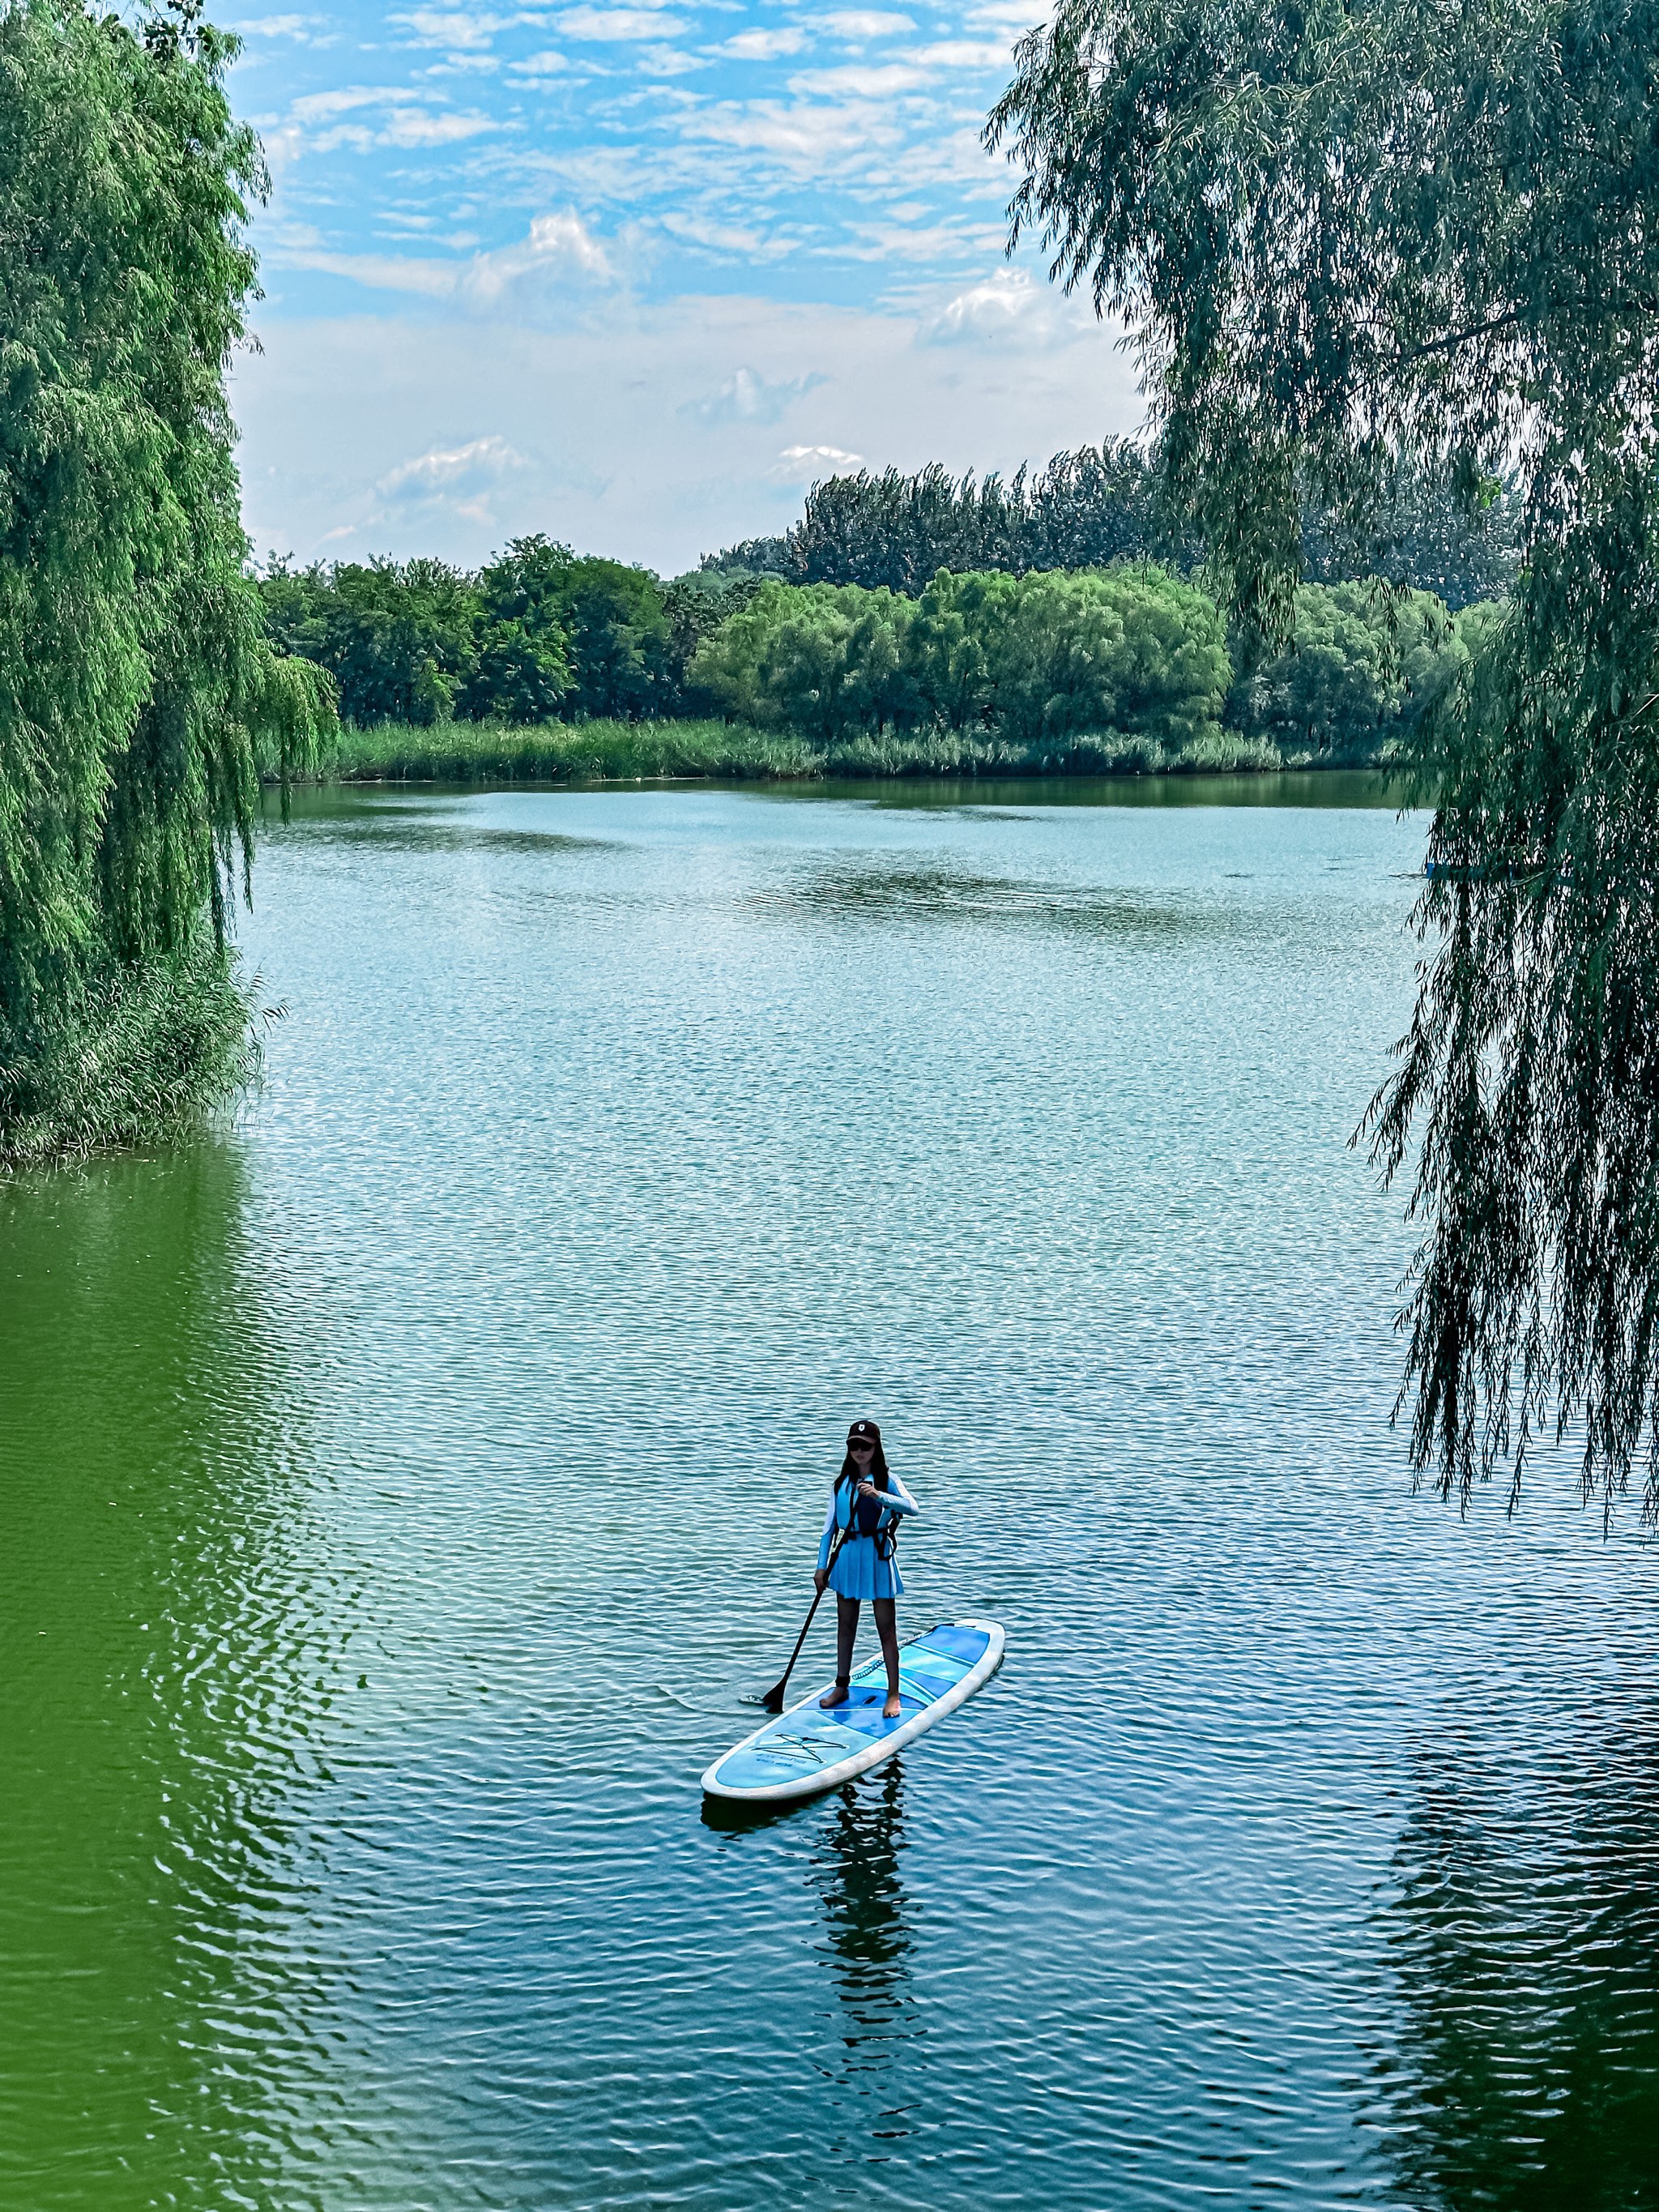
[224,0,1144,573]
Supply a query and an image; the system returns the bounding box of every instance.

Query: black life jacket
[839,1473,900,1561]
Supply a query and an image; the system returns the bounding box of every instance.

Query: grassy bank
[294,717,816,784]
[275,715,1371,788]
[0,929,262,1168]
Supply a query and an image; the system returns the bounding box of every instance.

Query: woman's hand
[814,1569,830,1594]
[856,1481,879,1499]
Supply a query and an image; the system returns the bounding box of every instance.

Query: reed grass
[280,716,1309,788]
[308,717,816,784]
[0,928,263,1168]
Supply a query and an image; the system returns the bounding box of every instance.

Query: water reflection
[768,860,1207,942]
[807,1763,921,2133]
[0,1146,333,2212]
[1383,1710,1659,2210]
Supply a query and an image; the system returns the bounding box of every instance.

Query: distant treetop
[702,443,1516,610]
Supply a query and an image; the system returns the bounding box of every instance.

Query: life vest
[838,1474,901,1561]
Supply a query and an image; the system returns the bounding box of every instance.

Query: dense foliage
[704,446,1517,610]
[0,0,331,1159]
[258,539,745,728]
[1232,588,1495,762]
[269,537,1473,768]
[689,568,1469,760]
[992,0,1659,1514]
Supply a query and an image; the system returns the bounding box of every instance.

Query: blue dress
[817,1471,919,1601]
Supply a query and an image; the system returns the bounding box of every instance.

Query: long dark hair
[836,1433,889,1486]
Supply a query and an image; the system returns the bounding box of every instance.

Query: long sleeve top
[817,1470,920,1569]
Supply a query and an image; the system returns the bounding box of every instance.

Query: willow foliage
[0,0,331,1152]
[992,0,1659,1515]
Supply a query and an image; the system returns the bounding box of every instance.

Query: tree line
[258,542,761,728]
[263,547,1493,766]
[703,446,1520,613]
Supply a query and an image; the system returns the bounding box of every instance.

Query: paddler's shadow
[804,1761,921,2093]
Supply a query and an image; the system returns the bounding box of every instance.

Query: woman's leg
[820,1595,860,1705]
[873,1597,901,1716]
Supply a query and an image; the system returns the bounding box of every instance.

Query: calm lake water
[6,775,1659,2212]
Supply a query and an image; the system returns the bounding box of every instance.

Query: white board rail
[702,1616,1004,1804]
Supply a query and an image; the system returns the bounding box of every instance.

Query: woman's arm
[872,1473,919,1517]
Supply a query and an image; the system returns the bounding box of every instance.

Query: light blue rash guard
[816,1471,920,1601]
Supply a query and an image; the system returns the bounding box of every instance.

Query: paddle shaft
[767,1528,850,1709]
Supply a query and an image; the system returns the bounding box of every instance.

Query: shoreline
[262,715,1407,796]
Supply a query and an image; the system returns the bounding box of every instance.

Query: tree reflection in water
[1384,1707,1659,2211]
[806,1761,923,2139]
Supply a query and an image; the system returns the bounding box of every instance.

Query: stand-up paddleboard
[702,1618,1004,1804]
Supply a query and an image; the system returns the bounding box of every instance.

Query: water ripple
[5,784,1658,2210]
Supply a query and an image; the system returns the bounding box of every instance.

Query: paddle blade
[758,1680,787,1713]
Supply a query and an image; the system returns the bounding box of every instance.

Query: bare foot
[820,1680,850,1709]
[883,1693,902,1719]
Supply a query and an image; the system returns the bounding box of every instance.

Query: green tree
[690,581,917,744]
[704,444,1510,601]
[471,535,578,720]
[992,568,1227,749]
[510,545,672,722]
[692,566,1227,754]
[991,0,1659,1514]
[1,0,331,1158]
[1231,585,1469,762]
[659,567,770,711]
[906,570,1019,732]
[262,557,488,725]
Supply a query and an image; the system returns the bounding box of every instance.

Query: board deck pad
[702,1619,1002,1802]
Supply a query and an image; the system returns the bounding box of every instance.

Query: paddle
[752,1527,850,1714]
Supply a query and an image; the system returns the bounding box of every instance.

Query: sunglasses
[847,1438,876,1453]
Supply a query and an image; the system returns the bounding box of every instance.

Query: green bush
[689,565,1230,752]
[1227,582,1470,761]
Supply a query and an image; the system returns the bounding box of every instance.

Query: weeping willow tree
[991,0,1659,1519]
[0,0,331,1161]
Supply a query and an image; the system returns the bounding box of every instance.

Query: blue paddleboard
[702,1617,1004,1803]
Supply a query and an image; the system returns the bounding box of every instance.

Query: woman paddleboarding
[816,1420,919,1719]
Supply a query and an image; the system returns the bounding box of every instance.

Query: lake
[5,775,1658,2211]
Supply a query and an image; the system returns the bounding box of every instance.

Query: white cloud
[787,61,928,95]
[820,10,916,34]
[234,293,1144,572]
[658,211,782,257]
[636,42,706,73]
[236,11,332,41]
[288,83,415,121]
[394,9,516,47]
[274,210,615,306]
[490,209,614,284]
[963,0,1047,32]
[267,83,505,160]
[719,26,809,58]
[920,267,1072,347]
[680,365,829,425]
[680,98,902,167]
[770,442,864,481]
[911,36,1017,64]
[555,5,687,36]
[384,110,505,145]
[508,46,572,75]
[377,433,529,508]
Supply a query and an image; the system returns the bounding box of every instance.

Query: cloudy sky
[224,0,1145,574]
